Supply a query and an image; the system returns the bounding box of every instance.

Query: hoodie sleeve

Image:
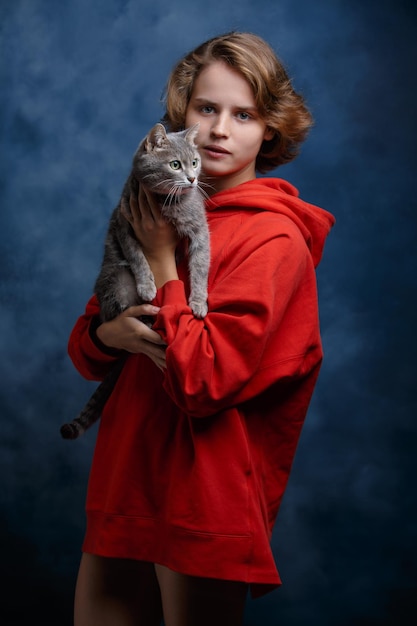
[68,295,124,381]
[154,214,322,417]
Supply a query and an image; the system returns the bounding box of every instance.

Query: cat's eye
[170,160,182,170]
[192,159,199,169]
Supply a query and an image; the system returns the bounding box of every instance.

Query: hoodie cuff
[154,280,188,308]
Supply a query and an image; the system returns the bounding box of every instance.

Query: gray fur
[96,122,209,320]
[60,123,210,440]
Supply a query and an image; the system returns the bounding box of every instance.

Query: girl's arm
[68,300,167,379]
[154,216,323,417]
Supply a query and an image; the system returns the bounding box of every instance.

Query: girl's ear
[263,126,275,141]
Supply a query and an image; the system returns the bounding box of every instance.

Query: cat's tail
[60,356,127,440]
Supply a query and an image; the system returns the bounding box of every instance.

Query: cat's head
[133,123,201,195]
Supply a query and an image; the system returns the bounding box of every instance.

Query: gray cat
[61,123,210,440]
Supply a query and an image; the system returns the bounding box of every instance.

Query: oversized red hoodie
[68,177,335,597]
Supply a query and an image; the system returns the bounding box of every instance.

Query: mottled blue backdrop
[1,0,416,624]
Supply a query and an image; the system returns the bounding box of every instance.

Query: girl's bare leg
[74,553,163,626]
[155,563,248,626]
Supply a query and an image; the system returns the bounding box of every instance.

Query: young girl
[69,32,335,626]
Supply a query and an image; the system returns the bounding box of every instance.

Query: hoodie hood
[206,178,335,267]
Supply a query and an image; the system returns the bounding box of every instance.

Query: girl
[69,32,335,626]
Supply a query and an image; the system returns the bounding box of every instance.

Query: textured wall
[1,0,416,624]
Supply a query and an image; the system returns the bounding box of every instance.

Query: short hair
[162,32,313,173]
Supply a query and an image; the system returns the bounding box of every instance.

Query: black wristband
[89,316,124,357]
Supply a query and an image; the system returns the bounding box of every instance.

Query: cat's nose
[188,177,195,183]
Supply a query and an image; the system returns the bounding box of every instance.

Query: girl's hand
[122,186,179,259]
[122,186,180,288]
[96,304,167,371]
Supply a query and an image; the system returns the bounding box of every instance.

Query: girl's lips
[203,145,231,157]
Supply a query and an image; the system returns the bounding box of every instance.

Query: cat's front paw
[189,299,208,318]
[137,281,157,303]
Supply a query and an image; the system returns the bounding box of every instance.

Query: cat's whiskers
[196,185,211,202]
[198,178,216,189]
[150,178,177,194]
[196,179,216,200]
[164,184,182,209]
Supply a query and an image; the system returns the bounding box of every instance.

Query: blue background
[1,1,416,624]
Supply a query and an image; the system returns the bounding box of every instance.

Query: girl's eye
[170,160,181,170]
[192,159,199,169]
[201,106,214,114]
[237,112,251,121]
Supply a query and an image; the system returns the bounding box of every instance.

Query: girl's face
[185,61,273,194]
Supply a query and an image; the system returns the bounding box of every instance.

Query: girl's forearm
[147,253,179,289]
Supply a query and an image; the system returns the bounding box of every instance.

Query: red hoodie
[68,177,335,597]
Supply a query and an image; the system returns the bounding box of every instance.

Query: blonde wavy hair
[162,32,313,173]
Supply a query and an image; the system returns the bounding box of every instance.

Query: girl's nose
[210,115,229,138]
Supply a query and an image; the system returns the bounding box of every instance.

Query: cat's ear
[143,123,168,152]
[184,123,200,145]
